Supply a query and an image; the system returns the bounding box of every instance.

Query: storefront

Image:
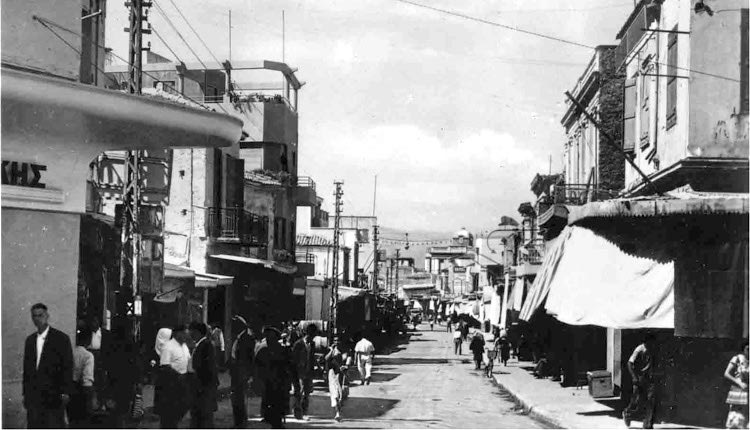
[1,67,242,426]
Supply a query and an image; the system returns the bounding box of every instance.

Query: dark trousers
[191,405,215,429]
[67,384,91,429]
[447,323,452,333]
[292,375,313,418]
[454,338,462,355]
[473,353,483,369]
[623,380,657,429]
[27,406,65,429]
[231,371,248,428]
[159,373,188,429]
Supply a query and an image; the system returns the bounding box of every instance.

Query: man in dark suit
[23,303,73,428]
[229,315,255,429]
[189,322,218,428]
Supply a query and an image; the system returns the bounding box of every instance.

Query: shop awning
[164,263,195,279]
[508,278,525,311]
[520,226,674,329]
[210,254,298,275]
[568,191,749,224]
[195,272,234,288]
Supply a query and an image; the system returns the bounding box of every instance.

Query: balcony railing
[296,252,315,264]
[539,183,618,206]
[205,207,269,246]
[616,3,660,68]
[519,239,545,264]
[297,176,316,191]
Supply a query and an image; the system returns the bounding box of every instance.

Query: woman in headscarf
[152,328,172,416]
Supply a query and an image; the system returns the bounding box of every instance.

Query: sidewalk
[140,369,233,415]
[490,360,701,429]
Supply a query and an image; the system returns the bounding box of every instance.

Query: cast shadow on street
[283,395,400,428]
[375,357,452,365]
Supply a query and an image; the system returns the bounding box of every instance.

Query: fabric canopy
[508,278,525,311]
[519,233,567,321]
[522,226,674,329]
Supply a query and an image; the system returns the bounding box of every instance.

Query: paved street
[138,324,546,429]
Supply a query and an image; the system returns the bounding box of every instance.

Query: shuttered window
[640,73,650,148]
[623,78,637,153]
[666,27,678,129]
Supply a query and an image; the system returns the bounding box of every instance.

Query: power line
[152,1,208,69]
[33,16,213,110]
[394,0,594,50]
[152,26,183,64]
[395,0,741,83]
[495,2,632,13]
[164,0,223,66]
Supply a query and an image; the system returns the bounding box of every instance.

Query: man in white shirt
[159,325,191,428]
[69,328,95,427]
[354,333,375,385]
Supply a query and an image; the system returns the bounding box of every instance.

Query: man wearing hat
[255,325,291,428]
[230,315,255,429]
[291,323,318,420]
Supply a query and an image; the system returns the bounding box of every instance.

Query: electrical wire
[32,15,213,110]
[165,0,223,67]
[152,27,183,64]
[152,1,208,69]
[394,0,741,83]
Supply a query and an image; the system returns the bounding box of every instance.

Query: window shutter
[741,9,749,114]
[623,78,637,153]
[666,27,679,128]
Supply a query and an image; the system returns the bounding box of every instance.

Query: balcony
[295,252,315,276]
[519,239,545,265]
[538,184,617,232]
[294,176,317,206]
[205,207,269,246]
[615,2,661,68]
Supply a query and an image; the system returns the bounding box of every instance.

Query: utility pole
[394,248,401,296]
[372,224,379,295]
[121,0,151,339]
[330,181,344,343]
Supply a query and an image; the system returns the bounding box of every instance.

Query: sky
[105,0,636,234]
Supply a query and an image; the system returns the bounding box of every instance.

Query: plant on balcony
[250,169,293,186]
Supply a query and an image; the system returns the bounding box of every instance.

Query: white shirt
[73,346,95,387]
[36,326,49,369]
[89,328,102,350]
[160,339,190,374]
[355,338,375,356]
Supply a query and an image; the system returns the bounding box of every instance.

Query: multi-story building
[1,1,242,426]
[617,0,748,195]
[425,229,477,297]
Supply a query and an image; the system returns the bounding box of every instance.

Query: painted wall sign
[1,161,46,188]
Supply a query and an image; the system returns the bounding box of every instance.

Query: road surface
[139,323,547,428]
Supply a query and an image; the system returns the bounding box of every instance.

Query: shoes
[622,411,631,427]
[334,414,342,422]
[366,377,371,385]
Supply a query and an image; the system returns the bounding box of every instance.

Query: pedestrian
[23,303,73,429]
[291,323,317,420]
[499,337,511,367]
[483,329,497,378]
[229,315,255,428]
[189,322,219,428]
[87,315,110,412]
[469,332,485,370]
[460,320,469,342]
[453,325,463,355]
[429,315,435,331]
[152,327,172,417]
[622,333,658,429]
[158,325,192,429]
[724,340,749,429]
[107,317,140,428]
[211,323,226,372]
[354,332,375,385]
[68,327,95,429]
[325,341,346,423]
[446,314,453,333]
[254,326,291,429]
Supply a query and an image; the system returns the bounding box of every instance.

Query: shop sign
[453,267,467,273]
[1,161,47,188]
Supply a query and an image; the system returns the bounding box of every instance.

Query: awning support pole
[564,91,662,196]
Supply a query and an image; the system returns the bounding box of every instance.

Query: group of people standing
[23,304,142,429]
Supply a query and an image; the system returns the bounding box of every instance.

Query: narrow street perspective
[1,0,748,429]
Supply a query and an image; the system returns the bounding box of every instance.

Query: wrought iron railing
[295,252,315,264]
[205,207,269,245]
[296,176,316,191]
[519,239,545,264]
[538,183,617,206]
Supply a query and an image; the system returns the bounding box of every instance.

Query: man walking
[453,325,463,355]
[190,322,218,428]
[622,333,659,429]
[159,325,192,429]
[87,316,110,411]
[354,333,375,385]
[255,326,291,428]
[291,323,318,420]
[230,315,255,428]
[23,303,73,428]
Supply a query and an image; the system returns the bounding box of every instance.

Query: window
[666,27,678,129]
[154,81,176,92]
[640,73,650,148]
[741,9,749,113]
[623,78,637,153]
